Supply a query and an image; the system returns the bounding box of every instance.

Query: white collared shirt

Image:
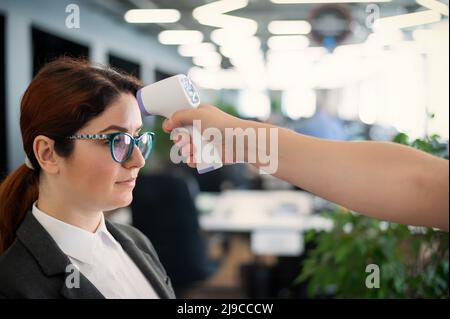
[32,202,159,299]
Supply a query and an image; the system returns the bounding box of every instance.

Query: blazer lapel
[106,221,173,299]
[59,273,105,299]
[17,211,105,299]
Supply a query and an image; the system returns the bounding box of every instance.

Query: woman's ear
[33,135,60,174]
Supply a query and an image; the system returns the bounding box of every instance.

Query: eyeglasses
[67,132,155,164]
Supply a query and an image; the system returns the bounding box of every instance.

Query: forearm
[242,120,449,230]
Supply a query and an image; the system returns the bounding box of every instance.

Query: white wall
[0,0,191,171]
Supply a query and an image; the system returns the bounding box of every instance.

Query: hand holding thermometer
[136,74,223,174]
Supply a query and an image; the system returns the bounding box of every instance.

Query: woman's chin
[121,193,133,206]
[108,193,133,210]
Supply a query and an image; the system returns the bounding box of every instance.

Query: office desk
[196,190,333,256]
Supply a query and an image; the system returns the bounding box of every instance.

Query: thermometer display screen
[181,76,200,105]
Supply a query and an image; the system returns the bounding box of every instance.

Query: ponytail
[0,165,39,254]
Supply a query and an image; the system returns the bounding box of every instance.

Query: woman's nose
[123,145,145,169]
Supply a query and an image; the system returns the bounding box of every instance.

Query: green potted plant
[296,133,449,298]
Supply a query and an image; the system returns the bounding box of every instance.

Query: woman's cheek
[89,162,118,187]
[75,151,118,191]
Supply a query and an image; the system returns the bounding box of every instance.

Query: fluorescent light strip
[268,20,312,35]
[210,29,260,46]
[178,43,216,57]
[192,0,256,34]
[124,9,180,23]
[193,0,248,17]
[268,35,310,50]
[193,51,222,67]
[271,0,391,3]
[374,10,441,30]
[158,30,203,45]
[417,0,449,16]
[195,14,258,34]
[220,37,261,58]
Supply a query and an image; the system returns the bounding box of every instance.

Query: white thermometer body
[136,74,223,174]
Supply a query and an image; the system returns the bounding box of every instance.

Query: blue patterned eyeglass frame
[67,131,155,164]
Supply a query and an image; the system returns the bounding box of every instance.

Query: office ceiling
[88,0,447,88]
[91,0,426,48]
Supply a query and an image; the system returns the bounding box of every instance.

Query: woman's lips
[116,178,136,187]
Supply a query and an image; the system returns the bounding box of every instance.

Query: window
[32,26,89,76]
[155,69,173,82]
[108,54,141,79]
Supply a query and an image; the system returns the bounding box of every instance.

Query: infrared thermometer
[136,74,223,174]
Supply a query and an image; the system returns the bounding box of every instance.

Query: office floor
[181,234,278,299]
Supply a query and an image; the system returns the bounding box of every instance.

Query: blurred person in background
[294,89,347,141]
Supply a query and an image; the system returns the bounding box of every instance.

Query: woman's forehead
[84,93,142,132]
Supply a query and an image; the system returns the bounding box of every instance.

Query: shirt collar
[31,201,117,265]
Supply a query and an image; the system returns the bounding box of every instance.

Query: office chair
[131,173,218,295]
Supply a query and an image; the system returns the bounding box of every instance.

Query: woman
[163,104,448,231]
[0,58,175,299]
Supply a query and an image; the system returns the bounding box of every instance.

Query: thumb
[165,108,197,131]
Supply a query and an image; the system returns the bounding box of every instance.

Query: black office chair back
[131,174,216,292]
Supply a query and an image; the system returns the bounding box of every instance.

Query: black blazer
[0,211,176,299]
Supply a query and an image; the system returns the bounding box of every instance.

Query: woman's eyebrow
[98,124,143,134]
